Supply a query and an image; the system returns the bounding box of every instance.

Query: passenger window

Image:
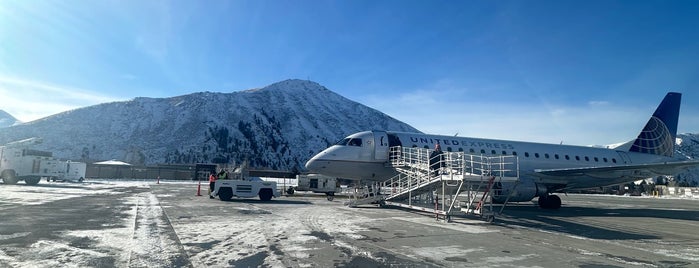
[554,154,560,159]
[575,156,580,161]
[584,156,589,161]
[535,153,540,158]
[424,145,429,149]
[612,158,617,163]
[502,150,507,155]
[491,150,496,155]
[603,158,608,162]
[412,145,418,148]
[458,148,464,152]
[447,147,452,152]
[512,151,518,156]
[525,152,530,157]
[469,148,475,153]
[594,157,599,162]
[544,153,550,159]
[480,149,486,154]
[565,155,570,160]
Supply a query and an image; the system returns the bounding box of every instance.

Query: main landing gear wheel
[538,195,562,209]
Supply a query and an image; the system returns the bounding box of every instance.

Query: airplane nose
[304,159,314,171]
[305,155,319,171]
[305,151,327,172]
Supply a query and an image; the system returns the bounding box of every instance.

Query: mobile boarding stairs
[346,146,521,222]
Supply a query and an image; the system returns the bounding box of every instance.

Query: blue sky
[1,0,698,145]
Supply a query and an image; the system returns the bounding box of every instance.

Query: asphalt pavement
[1,180,698,267]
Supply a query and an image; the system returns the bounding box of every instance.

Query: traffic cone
[196,180,202,196]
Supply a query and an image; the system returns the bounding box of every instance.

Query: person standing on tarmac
[208,172,217,199]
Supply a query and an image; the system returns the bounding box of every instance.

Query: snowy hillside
[0,110,19,128]
[0,79,419,170]
[675,133,699,185]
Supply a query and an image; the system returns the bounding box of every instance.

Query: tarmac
[1,180,698,267]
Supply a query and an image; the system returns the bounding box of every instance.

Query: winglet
[628,92,681,157]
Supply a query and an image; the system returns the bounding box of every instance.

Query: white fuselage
[305,131,672,190]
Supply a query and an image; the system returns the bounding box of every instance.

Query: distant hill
[0,79,419,170]
[674,133,699,185]
[0,110,20,128]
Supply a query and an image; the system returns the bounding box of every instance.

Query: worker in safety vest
[218,169,228,180]
[208,172,217,199]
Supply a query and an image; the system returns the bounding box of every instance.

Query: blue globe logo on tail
[629,92,681,157]
[629,116,674,157]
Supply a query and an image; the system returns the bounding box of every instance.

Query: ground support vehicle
[213,177,281,201]
[289,173,341,200]
[1,138,87,185]
[48,161,87,182]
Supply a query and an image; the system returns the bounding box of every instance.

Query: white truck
[288,173,341,200]
[213,177,281,201]
[48,161,87,182]
[0,138,86,185]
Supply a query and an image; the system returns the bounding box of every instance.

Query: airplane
[305,92,699,209]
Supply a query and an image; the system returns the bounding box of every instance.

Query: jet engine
[492,179,547,203]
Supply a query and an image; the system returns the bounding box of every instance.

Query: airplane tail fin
[628,92,681,157]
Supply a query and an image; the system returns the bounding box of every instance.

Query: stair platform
[361,146,522,222]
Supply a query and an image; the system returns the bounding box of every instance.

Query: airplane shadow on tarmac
[218,199,312,205]
[491,204,699,240]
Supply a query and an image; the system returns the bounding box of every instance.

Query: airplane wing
[534,160,699,180]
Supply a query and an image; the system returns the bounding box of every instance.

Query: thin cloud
[0,76,121,122]
[588,100,610,106]
[362,87,649,146]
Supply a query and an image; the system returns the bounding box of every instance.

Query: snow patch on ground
[412,245,483,260]
[391,216,495,234]
[168,202,386,267]
[0,184,117,206]
[478,253,539,266]
[0,181,189,267]
[0,232,30,241]
[655,248,699,261]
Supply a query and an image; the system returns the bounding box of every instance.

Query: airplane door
[373,131,389,161]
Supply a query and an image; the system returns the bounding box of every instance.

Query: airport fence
[86,163,295,181]
[655,186,699,198]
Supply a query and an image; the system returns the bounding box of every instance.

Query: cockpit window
[335,138,362,147]
[334,138,351,146]
[348,138,362,146]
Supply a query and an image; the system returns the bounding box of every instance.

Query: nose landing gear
[538,195,561,209]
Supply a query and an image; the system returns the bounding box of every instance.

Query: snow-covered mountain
[0,110,19,128]
[0,79,419,170]
[674,133,699,185]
